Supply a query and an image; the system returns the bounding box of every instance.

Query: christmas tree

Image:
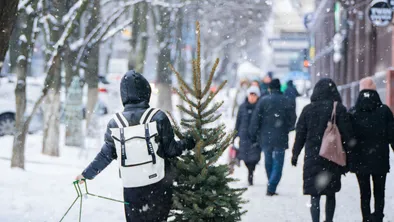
[168,21,246,222]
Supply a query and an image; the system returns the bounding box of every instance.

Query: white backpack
[110,108,165,188]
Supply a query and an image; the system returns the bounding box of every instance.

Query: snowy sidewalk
[1,98,394,221]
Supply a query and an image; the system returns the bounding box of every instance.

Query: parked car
[0,75,44,136]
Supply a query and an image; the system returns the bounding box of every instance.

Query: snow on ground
[1,97,394,221]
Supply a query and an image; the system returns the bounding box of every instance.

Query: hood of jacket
[120,70,151,106]
[311,78,342,102]
[354,89,382,112]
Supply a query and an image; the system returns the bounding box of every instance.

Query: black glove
[184,134,196,150]
[291,156,297,167]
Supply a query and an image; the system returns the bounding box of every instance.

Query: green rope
[59,179,128,222]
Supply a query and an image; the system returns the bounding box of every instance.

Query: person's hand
[75,174,85,184]
[185,134,196,150]
[291,156,297,167]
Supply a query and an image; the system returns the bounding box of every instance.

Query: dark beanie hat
[269,79,281,90]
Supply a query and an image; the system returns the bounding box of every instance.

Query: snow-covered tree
[11,0,41,169]
[11,0,89,168]
[0,0,19,72]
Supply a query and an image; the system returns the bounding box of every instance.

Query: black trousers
[310,194,336,222]
[245,162,256,176]
[356,173,387,222]
[123,182,172,222]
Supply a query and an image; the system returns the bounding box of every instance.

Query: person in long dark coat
[75,71,195,222]
[284,80,300,112]
[249,79,296,195]
[235,85,262,186]
[348,77,394,222]
[291,78,354,222]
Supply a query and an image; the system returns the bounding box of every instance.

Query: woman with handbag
[348,77,394,222]
[291,78,353,222]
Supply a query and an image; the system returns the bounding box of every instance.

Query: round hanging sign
[368,0,393,27]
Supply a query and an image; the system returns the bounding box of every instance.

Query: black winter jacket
[235,100,261,164]
[292,78,354,195]
[249,90,297,149]
[348,90,394,174]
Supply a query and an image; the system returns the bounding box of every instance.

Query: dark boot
[248,174,253,186]
[370,212,383,222]
[266,191,278,196]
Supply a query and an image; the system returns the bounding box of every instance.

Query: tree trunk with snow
[155,6,173,112]
[11,1,39,169]
[42,0,64,156]
[42,54,62,156]
[0,0,19,72]
[85,0,100,129]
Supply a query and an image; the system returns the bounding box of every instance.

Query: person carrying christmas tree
[75,70,195,222]
[249,79,296,196]
[234,85,262,185]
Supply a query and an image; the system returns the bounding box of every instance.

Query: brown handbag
[319,101,347,166]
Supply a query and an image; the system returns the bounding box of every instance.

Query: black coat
[235,100,261,164]
[284,82,300,109]
[82,71,194,221]
[348,90,394,174]
[292,78,353,196]
[249,90,297,149]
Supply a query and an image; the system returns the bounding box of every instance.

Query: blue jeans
[263,147,285,193]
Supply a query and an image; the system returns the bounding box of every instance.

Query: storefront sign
[368,0,393,27]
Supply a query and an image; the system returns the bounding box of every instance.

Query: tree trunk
[0,0,19,72]
[42,54,62,156]
[85,0,100,129]
[11,54,28,169]
[155,6,172,112]
[11,3,38,169]
[42,0,63,156]
[175,9,185,118]
[128,2,142,70]
[135,2,148,73]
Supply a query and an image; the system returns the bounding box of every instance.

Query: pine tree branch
[202,58,220,96]
[166,111,184,139]
[200,80,227,111]
[206,133,235,167]
[201,101,223,119]
[201,113,221,126]
[180,118,195,123]
[176,104,198,118]
[169,63,195,97]
[173,87,198,108]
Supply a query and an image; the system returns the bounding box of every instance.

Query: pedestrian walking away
[249,79,296,195]
[284,80,300,114]
[75,70,195,222]
[234,85,262,186]
[291,78,354,222]
[348,77,394,222]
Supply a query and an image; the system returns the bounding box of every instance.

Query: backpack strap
[140,108,154,124]
[114,112,129,128]
[331,102,338,124]
[144,108,160,124]
[140,108,160,124]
